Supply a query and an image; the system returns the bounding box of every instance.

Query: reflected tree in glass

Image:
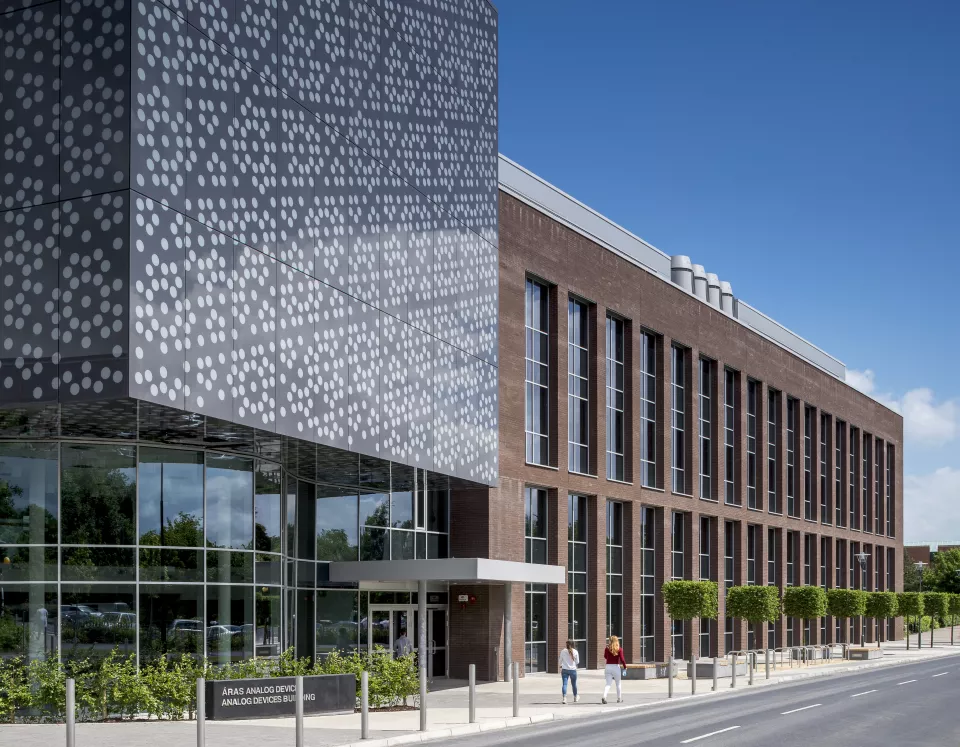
[316,488,358,562]
[0,443,58,545]
[60,444,136,545]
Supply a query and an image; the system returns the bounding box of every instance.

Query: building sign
[205,674,355,720]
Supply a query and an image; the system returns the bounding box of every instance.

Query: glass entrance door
[367,605,446,678]
[428,608,447,678]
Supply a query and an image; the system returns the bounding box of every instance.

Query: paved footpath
[7,627,960,747]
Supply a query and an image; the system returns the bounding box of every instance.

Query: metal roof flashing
[498,154,847,381]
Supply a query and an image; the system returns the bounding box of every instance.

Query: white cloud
[846,369,958,446]
[904,467,960,543]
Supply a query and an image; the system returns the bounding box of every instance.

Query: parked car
[102,612,136,629]
[168,619,203,637]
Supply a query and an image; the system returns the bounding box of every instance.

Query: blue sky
[496,0,960,542]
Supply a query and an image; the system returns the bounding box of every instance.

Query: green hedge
[782,586,827,620]
[897,591,924,618]
[949,594,960,618]
[864,592,898,621]
[922,592,950,620]
[726,585,780,624]
[662,580,719,621]
[0,647,417,724]
[826,589,866,620]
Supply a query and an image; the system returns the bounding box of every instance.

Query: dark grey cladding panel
[60,0,131,199]
[183,220,235,420]
[345,293,379,455]
[347,145,381,304]
[59,192,130,401]
[0,5,61,211]
[476,355,496,483]
[231,243,278,429]
[190,0,279,86]
[132,0,189,212]
[379,310,407,463]
[406,323,432,471]
[0,203,60,404]
[347,0,383,161]
[311,276,348,447]
[129,194,186,409]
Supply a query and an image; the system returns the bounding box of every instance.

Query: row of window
[523,485,897,666]
[525,279,897,538]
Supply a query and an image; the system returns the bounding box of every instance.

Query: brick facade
[448,190,905,675]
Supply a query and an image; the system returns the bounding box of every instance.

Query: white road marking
[932,672,948,678]
[680,726,741,743]
[781,704,821,715]
[851,690,877,698]
[897,680,917,685]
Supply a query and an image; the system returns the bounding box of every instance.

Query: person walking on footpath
[602,635,626,704]
[559,639,580,704]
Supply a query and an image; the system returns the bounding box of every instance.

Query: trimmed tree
[726,585,781,651]
[782,586,827,645]
[827,589,867,646]
[864,592,898,648]
[948,595,960,646]
[923,592,950,648]
[661,580,719,660]
[896,592,924,650]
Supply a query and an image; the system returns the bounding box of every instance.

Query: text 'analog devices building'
[0,0,903,680]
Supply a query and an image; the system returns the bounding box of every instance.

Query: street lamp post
[856,551,869,645]
[915,561,927,649]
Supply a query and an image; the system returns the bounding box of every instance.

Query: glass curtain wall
[640,332,657,488]
[606,501,623,642]
[671,512,685,658]
[525,279,550,466]
[639,506,655,661]
[605,316,625,481]
[568,299,590,474]
[0,439,450,666]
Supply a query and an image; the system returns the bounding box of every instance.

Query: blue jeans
[561,669,578,697]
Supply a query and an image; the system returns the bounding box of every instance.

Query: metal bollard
[765,649,771,680]
[748,654,754,686]
[196,677,205,747]
[712,657,718,692]
[468,664,476,724]
[691,653,697,695]
[512,662,520,717]
[730,654,737,689]
[361,671,369,740]
[66,678,76,747]
[295,674,304,747]
[667,656,674,698]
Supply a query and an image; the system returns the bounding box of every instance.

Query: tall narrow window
[886,546,896,640]
[804,406,813,521]
[525,280,550,466]
[639,507,655,661]
[768,389,780,514]
[606,315,625,481]
[699,516,712,657]
[786,398,797,517]
[568,494,588,653]
[836,538,846,642]
[820,536,829,642]
[767,528,779,648]
[724,521,736,653]
[862,434,870,532]
[671,512,686,659]
[747,380,759,509]
[786,531,796,646]
[671,347,687,493]
[835,421,846,527]
[886,444,894,537]
[804,535,813,585]
[820,413,830,524]
[874,443,882,535]
[606,501,624,641]
[524,487,548,672]
[747,524,757,650]
[567,299,589,474]
[850,427,859,530]
[640,332,657,488]
[724,370,737,504]
[699,358,714,500]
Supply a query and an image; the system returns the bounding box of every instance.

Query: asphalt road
[440,655,960,747]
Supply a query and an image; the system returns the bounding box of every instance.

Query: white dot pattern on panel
[232,244,277,426]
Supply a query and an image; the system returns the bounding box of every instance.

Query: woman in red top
[602,635,626,704]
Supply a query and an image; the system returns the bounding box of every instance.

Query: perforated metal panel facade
[0,0,498,484]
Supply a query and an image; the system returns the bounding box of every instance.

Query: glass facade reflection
[0,402,452,665]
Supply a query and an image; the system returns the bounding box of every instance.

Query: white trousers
[603,663,622,699]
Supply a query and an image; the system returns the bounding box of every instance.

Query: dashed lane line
[850,690,878,698]
[680,726,741,743]
[932,672,948,678]
[897,680,917,685]
[781,704,821,715]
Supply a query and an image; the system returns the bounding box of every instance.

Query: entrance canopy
[329,558,564,585]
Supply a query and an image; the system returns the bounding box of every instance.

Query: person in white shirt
[394,629,413,659]
[559,639,580,704]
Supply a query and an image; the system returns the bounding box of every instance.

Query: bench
[847,647,883,660]
[623,662,676,680]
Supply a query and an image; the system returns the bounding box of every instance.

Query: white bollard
[712,657,718,692]
[196,677,205,747]
[295,674,304,747]
[512,662,520,717]
[468,664,476,724]
[667,656,674,698]
[66,678,76,747]
[361,671,369,740]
